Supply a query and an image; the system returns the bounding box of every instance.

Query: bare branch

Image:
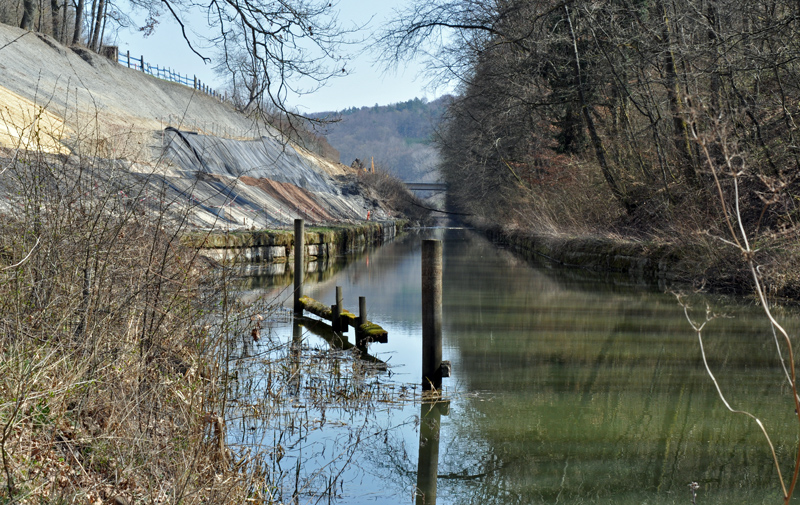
[1,236,40,271]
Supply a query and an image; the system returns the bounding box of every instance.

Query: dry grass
[0,99,400,503]
[0,142,261,502]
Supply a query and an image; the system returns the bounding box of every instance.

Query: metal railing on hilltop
[117,50,226,103]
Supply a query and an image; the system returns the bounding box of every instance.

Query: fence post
[140,55,144,72]
[421,239,443,392]
[126,50,130,68]
[193,76,197,89]
[293,219,304,316]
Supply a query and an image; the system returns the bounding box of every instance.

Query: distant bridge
[404,182,448,191]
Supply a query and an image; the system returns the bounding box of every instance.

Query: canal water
[232,227,800,504]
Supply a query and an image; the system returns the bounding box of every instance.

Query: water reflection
[416,400,449,505]
[296,316,387,368]
[234,227,800,504]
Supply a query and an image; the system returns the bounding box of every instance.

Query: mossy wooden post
[422,239,443,392]
[357,296,367,346]
[293,219,304,316]
[332,286,343,332]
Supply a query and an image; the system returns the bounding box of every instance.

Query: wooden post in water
[332,286,343,332]
[357,296,367,346]
[293,219,304,316]
[421,239,443,392]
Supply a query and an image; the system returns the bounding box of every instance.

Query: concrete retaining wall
[182,220,403,265]
[485,228,707,287]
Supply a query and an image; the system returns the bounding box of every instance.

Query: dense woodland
[312,96,451,182]
[382,0,800,245]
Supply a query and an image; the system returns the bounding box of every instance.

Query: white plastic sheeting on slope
[161,128,340,194]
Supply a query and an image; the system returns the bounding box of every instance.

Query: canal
[229,227,800,504]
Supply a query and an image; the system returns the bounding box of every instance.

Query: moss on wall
[182,220,408,265]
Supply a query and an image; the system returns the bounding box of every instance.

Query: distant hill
[311,96,452,182]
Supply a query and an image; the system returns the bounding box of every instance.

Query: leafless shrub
[0,95,275,502]
[359,169,433,224]
[674,117,800,504]
[0,90,410,503]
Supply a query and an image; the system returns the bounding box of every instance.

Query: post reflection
[289,318,302,396]
[415,400,450,505]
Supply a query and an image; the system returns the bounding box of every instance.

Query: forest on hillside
[312,96,451,182]
[382,0,800,247]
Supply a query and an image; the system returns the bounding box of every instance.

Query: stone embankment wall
[486,228,705,287]
[182,221,403,265]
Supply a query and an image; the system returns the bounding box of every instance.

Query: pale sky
[114,0,447,113]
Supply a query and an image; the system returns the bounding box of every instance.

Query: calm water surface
[234,228,800,504]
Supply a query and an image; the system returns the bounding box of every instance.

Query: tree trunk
[50,0,60,40]
[87,0,98,48]
[707,1,721,115]
[72,0,84,45]
[565,5,631,212]
[90,0,104,50]
[61,0,68,43]
[98,0,107,50]
[660,0,697,186]
[20,0,35,30]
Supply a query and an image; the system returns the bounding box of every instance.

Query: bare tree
[10,0,355,126]
[383,0,800,234]
[19,0,35,29]
[71,0,84,43]
[49,0,61,40]
[136,0,360,121]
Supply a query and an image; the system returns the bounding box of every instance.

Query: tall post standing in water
[294,219,304,316]
[421,239,443,392]
[332,286,343,332]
